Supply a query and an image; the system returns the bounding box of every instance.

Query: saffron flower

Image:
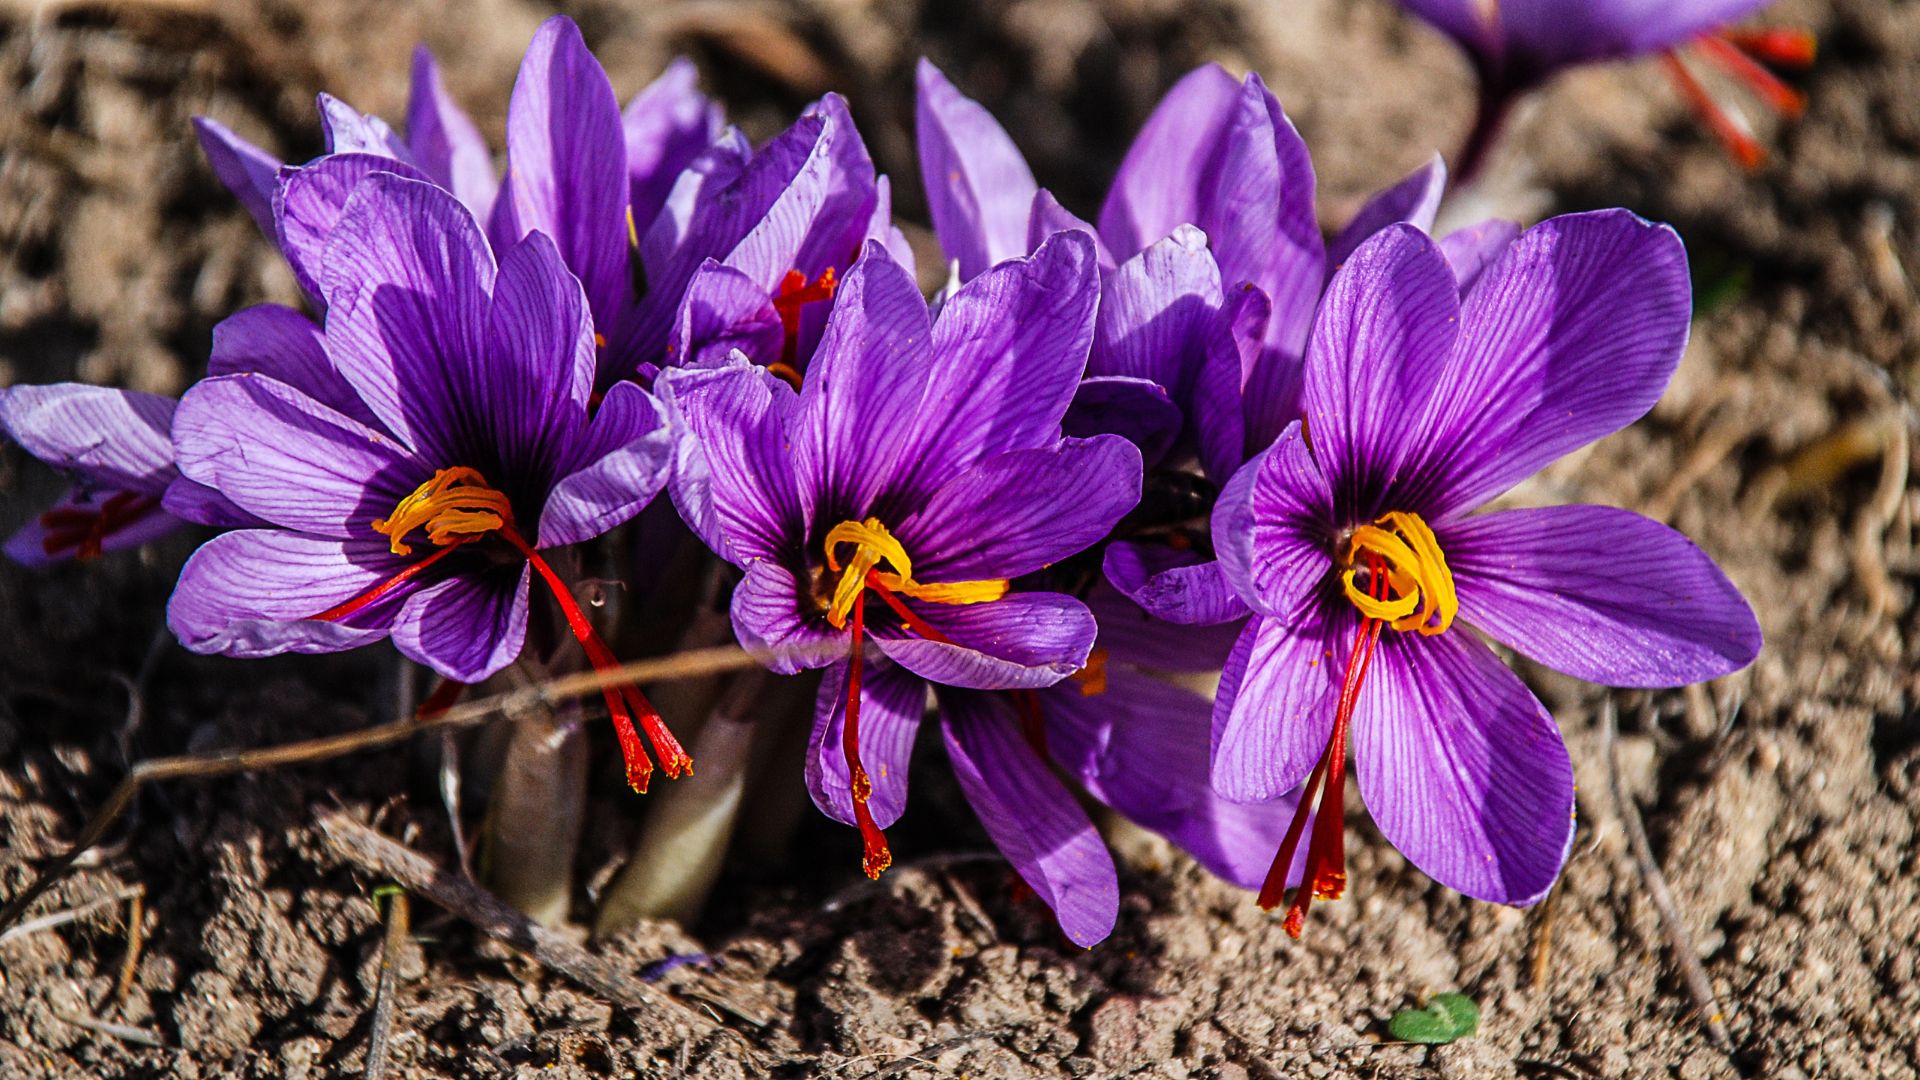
[166,173,684,791]
[1396,0,1814,173]
[662,232,1145,893]
[1208,211,1761,934]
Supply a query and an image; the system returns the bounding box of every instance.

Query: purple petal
[899,435,1141,583]
[1101,542,1251,627]
[939,689,1117,946]
[788,94,882,282]
[160,476,258,529]
[391,565,530,684]
[1301,224,1462,519]
[537,381,671,548]
[1085,581,1245,673]
[208,303,378,427]
[1212,424,1333,620]
[193,116,282,239]
[1444,504,1761,687]
[320,172,496,463]
[407,47,499,223]
[491,16,630,328]
[167,531,409,657]
[480,230,597,479]
[713,106,843,291]
[669,261,784,370]
[808,659,927,829]
[660,361,804,565]
[731,559,840,675]
[886,230,1099,503]
[1090,224,1222,409]
[623,58,724,238]
[1210,607,1355,804]
[1325,153,1446,273]
[1194,283,1266,483]
[1096,63,1242,259]
[276,153,436,304]
[1062,376,1183,467]
[1354,629,1575,906]
[789,242,938,522]
[1209,76,1323,357]
[875,592,1095,690]
[1405,210,1693,520]
[1026,189,1114,271]
[866,173,919,278]
[5,485,182,566]
[1436,218,1521,294]
[317,93,411,158]
[914,58,1038,281]
[1411,0,1777,77]
[171,375,424,538]
[1043,668,1303,891]
[0,383,176,496]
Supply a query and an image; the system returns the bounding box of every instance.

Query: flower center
[821,516,1007,880]
[373,467,512,556]
[313,466,689,794]
[1340,510,1456,636]
[767,267,839,388]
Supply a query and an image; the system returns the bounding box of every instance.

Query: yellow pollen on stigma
[373,467,513,555]
[1339,510,1456,636]
[821,517,1008,629]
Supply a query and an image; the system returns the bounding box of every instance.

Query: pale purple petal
[1089,225,1222,409]
[0,383,176,496]
[317,93,411,158]
[171,374,424,538]
[662,361,804,565]
[538,381,671,548]
[731,559,840,675]
[1402,210,1693,520]
[914,58,1038,281]
[1436,218,1521,294]
[939,689,1118,946]
[898,435,1141,583]
[809,659,927,829]
[1026,189,1114,271]
[407,46,499,223]
[1044,669,1303,891]
[390,566,530,684]
[1444,504,1760,687]
[1213,424,1333,620]
[167,531,408,656]
[1210,607,1354,804]
[193,116,282,239]
[1101,542,1251,627]
[789,94,882,281]
[208,303,378,427]
[875,592,1095,690]
[1325,153,1446,272]
[1096,63,1242,259]
[669,261,783,370]
[1354,628,1575,906]
[623,58,724,237]
[320,173,496,463]
[491,16,629,327]
[276,153,436,304]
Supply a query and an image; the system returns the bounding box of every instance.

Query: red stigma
[1257,552,1389,936]
[1662,26,1815,171]
[771,267,838,368]
[37,491,161,560]
[1012,690,1049,758]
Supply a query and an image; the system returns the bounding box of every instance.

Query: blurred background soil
[1,0,1917,1076]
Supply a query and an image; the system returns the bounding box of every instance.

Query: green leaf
[1388,992,1481,1045]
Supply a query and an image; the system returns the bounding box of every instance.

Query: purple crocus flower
[1395,0,1813,174]
[661,231,1145,896]
[165,172,685,792]
[1207,210,1761,933]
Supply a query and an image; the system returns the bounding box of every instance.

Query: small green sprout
[1388,992,1481,1045]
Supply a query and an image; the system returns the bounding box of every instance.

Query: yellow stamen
[1340,510,1456,636]
[822,517,1009,629]
[373,467,512,556]
[1071,647,1109,696]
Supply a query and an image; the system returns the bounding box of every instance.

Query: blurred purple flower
[166,173,683,792]
[1396,0,1813,173]
[1206,210,1760,933]
[660,232,1143,893]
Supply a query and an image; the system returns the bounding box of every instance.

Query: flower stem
[482,658,588,927]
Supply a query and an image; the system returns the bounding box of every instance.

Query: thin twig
[1,641,839,934]
[1601,699,1739,1063]
[0,885,144,946]
[52,1009,165,1048]
[364,889,410,1080]
[108,891,145,1010]
[315,811,714,1031]
[1529,880,1559,992]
